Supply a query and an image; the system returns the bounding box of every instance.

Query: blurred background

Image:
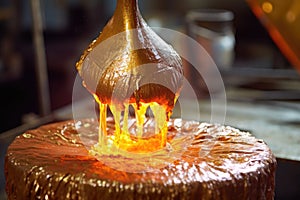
[1,0,299,132]
[0,0,300,199]
[0,0,298,132]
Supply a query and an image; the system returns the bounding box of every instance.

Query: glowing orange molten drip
[93,94,176,153]
[76,0,183,154]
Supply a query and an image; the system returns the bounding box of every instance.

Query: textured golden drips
[76,0,183,152]
[94,98,170,153]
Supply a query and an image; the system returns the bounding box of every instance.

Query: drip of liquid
[93,96,174,153]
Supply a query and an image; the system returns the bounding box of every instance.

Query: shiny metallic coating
[5,119,276,200]
[76,0,183,110]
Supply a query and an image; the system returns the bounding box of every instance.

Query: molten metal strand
[76,0,183,153]
[94,94,173,153]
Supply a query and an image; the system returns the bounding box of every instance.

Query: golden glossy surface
[76,0,183,107]
[5,119,276,200]
[76,0,183,152]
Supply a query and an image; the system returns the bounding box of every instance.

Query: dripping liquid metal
[94,97,171,152]
[77,97,197,173]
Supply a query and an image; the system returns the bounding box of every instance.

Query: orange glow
[76,0,183,154]
[93,94,177,153]
[247,0,300,73]
[262,2,273,14]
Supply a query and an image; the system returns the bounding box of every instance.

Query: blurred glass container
[186,9,235,69]
[247,0,300,72]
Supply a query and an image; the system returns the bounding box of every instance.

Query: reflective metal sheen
[5,119,276,200]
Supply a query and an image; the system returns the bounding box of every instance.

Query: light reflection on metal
[76,0,184,152]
